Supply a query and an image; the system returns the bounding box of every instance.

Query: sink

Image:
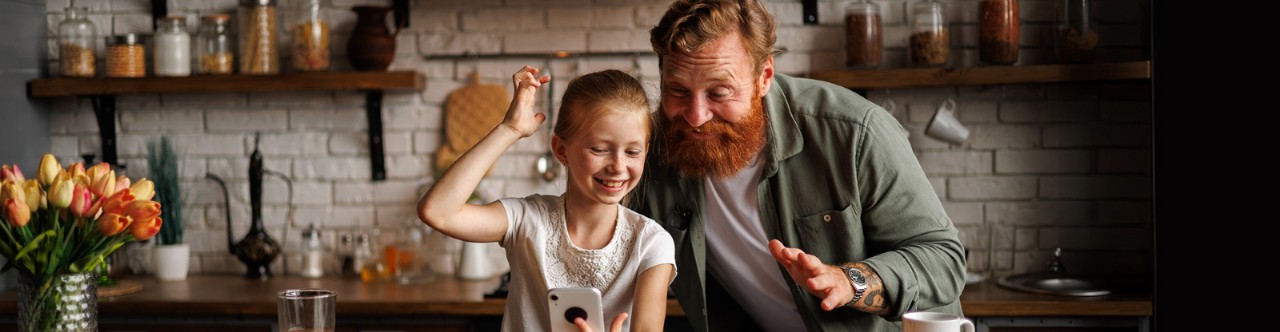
[997,272,1110,297]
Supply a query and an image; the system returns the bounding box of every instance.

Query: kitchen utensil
[206,133,286,279]
[925,98,968,145]
[533,62,560,182]
[436,70,508,174]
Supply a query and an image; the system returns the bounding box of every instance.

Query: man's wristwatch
[840,265,868,307]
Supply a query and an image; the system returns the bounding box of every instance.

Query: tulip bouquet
[1,154,162,331]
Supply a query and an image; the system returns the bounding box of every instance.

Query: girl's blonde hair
[553,69,653,142]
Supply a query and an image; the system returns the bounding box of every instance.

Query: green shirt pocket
[794,203,863,263]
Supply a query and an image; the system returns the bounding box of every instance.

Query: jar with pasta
[290,0,331,71]
[909,0,948,67]
[57,7,98,78]
[844,0,882,68]
[239,0,279,75]
[106,34,146,78]
[198,14,234,75]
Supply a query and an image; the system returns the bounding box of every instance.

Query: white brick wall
[43,0,1152,278]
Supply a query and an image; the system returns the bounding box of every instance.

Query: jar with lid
[1054,0,1096,63]
[290,0,331,71]
[57,7,98,78]
[197,14,234,75]
[979,0,1019,65]
[154,16,191,77]
[844,0,882,68]
[106,34,146,78]
[300,223,325,278]
[909,0,949,67]
[239,0,280,75]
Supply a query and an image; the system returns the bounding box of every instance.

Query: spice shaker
[106,34,146,78]
[57,7,98,78]
[844,0,882,68]
[290,0,331,71]
[239,0,280,75]
[1054,0,1096,63]
[300,223,324,279]
[197,14,234,75]
[979,0,1020,65]
[909,0,949,67]
[153,16,192,77]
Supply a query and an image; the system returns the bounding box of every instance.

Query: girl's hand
[503,65,552,138]
[573,313,628,332]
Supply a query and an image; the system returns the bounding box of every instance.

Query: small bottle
[58,7,98,78]
[356,233,389,282]
[153,16,192,77]
[300,223,324,279]
[197,14,235,75]
[844,0,882,68]
[909,0,949,67]
[1054,0,1097,63]
[239,0,280,75]
[106,34,146,78]
[290,0,331,71]
[338,233,356,278]
[979,0,1020,65]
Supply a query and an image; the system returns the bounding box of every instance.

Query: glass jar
[844,0,882,68]
[197,14,235,75]
[153,16,191,77]
[239,0,280,75]
[106,34,146,78]
[909,0,949,67]
[58,7,98,78]
[1054,0,1096,63]
[979,0,1019,65]
[290,0,331,71]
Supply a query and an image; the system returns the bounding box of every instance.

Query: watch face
[845,267,866,285]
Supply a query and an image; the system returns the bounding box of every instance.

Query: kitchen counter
[0,274,1151,318]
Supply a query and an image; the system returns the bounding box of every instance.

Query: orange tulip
[37,154,59,186]
[125,200,161,221]
[0,182,25,209]
[4,198,30,227]
[1,165,23,182]
[67,162,85,180]
[129,216,161,240]
[130,179,154,202]
[69,185,97,218]
[100,188,136,216]
[97,213,131,236]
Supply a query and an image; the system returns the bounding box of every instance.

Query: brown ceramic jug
[347,5,397,71]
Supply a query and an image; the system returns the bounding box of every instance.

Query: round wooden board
[98,279,143,297]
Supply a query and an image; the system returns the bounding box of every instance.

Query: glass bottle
[197,14,235,75]
[239,0,280,75]
[1054,0,1097,63]
[290,0,331,71]
[979,0,1019,65]
[106,33,146,78]
[844,0,882,68]
[909,0,949,67]
[300,223,325,279]
[58,7,98,78]
[153,16,191,77]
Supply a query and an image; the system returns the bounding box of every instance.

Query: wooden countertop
[0,274,1150,318]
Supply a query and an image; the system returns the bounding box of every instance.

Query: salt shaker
[300,223,324,278]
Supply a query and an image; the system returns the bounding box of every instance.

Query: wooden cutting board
[435,71,508,175]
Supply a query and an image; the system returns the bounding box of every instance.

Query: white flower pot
[152,243,190,281]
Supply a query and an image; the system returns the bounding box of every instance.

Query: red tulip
[1,165,23,182]
[97,213,131,236]
[129,216,161,240]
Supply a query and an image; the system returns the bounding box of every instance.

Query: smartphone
[547,287,605,332]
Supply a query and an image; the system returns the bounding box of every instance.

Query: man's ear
[758,55,775,93]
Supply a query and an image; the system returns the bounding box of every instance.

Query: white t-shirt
[499,194,677,332]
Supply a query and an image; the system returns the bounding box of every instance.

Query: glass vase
[17,271,98,332]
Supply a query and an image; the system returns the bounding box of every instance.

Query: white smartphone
[547,287,605,332]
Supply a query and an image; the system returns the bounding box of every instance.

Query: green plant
[148,135,184,245]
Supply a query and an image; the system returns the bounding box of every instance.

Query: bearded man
[628,0,967,331]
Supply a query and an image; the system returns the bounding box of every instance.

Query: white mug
[902,311,975,332]
[924,98,969,145]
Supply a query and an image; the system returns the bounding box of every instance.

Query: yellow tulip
[90,170,116,198]
[4,198,30,227]
[20,180,42,213]
[0,182,25,209]
[37,154,60,186]
[67,162,85,180]
[48,178,75,209]
[130,178,155,202]
[114,176,131,194]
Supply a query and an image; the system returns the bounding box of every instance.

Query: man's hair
[553,69,653,142]
[649,0,779,71]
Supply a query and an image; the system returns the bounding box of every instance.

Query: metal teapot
[206,133,287,279]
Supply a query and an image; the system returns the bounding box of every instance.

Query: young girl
[418,66,675,332]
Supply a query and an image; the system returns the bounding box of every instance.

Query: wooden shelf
[27,70,424,97]
[809,61,1151,90]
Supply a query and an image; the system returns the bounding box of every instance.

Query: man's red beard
[658,88,767,179]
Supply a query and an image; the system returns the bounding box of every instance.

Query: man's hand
[574,313,628,332]
[768,239,854,311]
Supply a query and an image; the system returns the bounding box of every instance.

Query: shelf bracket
[89,95,119,167]
[394,0,410,30]
[802,0,818,25]
[150,0,167,31]
[365,90,387,181]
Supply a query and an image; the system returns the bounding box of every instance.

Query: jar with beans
[106,34,146,78]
